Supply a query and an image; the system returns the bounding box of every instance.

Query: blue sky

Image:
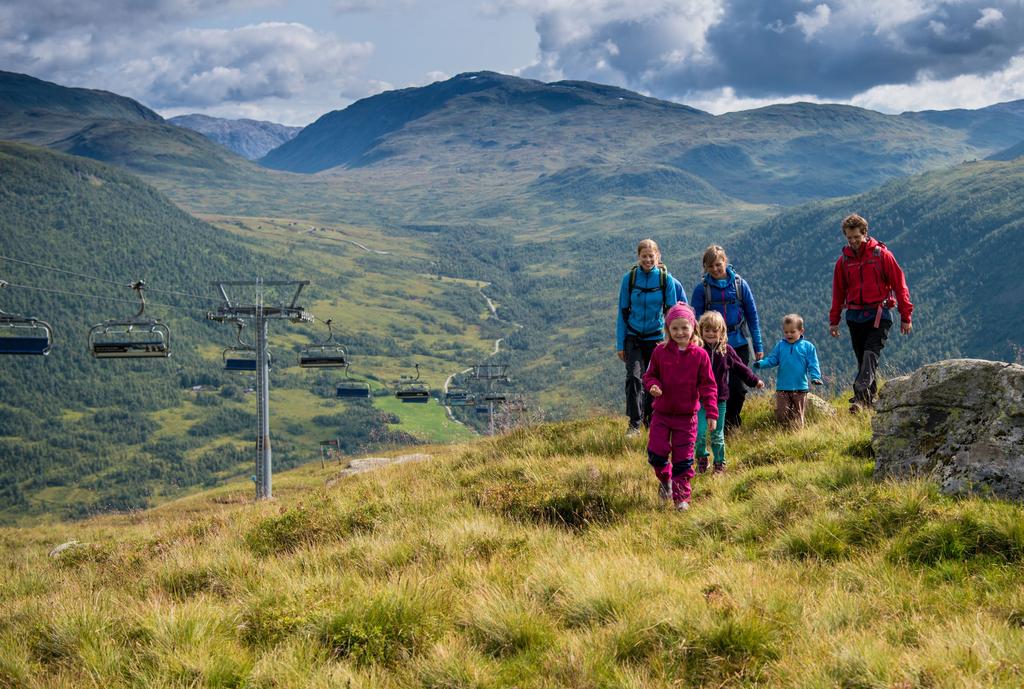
[4,0,1024,125]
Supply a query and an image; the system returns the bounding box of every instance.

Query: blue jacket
[753,338,822,391]
[691,266,763,353]
[616,266,687,350]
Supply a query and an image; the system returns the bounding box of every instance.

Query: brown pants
[775,390,808,428]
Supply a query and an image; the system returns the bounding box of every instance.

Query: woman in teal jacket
[616,239,686,436]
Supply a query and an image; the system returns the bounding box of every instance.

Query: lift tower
[208,280,312,500]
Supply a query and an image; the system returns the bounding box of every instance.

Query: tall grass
[2,394,1024,687]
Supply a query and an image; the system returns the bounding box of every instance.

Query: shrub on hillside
[315,590,437,667]
[475,465,645,530]
[244,496,385,556]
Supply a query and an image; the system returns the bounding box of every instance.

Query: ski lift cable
[0,253,220,303]
[2,281,204,313]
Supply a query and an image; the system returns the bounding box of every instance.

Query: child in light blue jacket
[753,314,822,428]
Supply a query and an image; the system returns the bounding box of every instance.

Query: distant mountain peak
[169,114,301,160]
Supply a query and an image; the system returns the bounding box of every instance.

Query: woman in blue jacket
[691,245,763,432]
[616,239,686,436]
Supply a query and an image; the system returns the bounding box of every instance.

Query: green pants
[696,401,728,466]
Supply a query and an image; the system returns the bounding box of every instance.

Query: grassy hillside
[3,396,1024,687]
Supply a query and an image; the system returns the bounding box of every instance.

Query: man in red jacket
[829,214,913,413]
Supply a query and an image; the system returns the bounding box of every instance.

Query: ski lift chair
[483,392,508,402]
[222,320,271,371]
[0,281,53,355]
[89,281,170,359]
[299,318,349,368]
[395,363,430,403]
[475,404,490,414]
[443,388,471,406]
[336,367,371,399]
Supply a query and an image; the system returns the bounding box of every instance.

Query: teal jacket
[616,266,686,350]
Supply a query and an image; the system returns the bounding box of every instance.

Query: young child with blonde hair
[695,311,764,474]
[753,314,823,428]
[642,303,718,510]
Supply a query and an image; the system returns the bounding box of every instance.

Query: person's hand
[755,351,765,361]
[707,418,717,431]
[829,326,840,338]
[755,380,766,389]
[649,385,662,398]
[901,321,912,335]
[812,379,823,386]
[617,350,625,361]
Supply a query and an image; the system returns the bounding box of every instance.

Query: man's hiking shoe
[696,456,709,474]
[658,481,672,502]
[675,500,690,511]
[712,464,726,475]
[849,401,865,414]
[626,426,641,438]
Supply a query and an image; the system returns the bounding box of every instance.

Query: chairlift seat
[299,347,349,368]
[483,393,507,402]
[0,334,51,355]
[475,405,489,414]
[336,383,371,399]
[225,357,258,372]
[92,339,170,359]
[396,387,430,403]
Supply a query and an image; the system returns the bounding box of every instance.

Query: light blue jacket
[753,337,822,391]
[616,266,687,351]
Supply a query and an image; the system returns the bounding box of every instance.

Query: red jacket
[830,237,913,326]
[642,340,719,418]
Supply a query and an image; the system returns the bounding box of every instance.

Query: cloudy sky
[4,0,1024,125]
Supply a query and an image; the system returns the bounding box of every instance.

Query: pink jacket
[643,340,719,418]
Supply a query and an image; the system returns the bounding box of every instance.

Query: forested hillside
[0,143,455,522]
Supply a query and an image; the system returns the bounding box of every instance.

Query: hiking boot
[849,401,864,414]
[712,463,726,475]
[696,456,709,474]
[674,500,690,511]
[626,426,641,438]
[658,480,672,502]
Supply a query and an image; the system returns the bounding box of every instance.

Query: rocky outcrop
[873,359,1024,501]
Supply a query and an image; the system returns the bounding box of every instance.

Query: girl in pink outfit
[643,303,719,510]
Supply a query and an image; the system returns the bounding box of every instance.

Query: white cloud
[121,23,374,109]
[850,54,1024,112]
[975,7,1004,29]
[795,4,832,38]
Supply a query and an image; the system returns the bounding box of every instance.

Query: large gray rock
[873,359,1024,500]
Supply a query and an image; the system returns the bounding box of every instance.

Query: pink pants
[647,411,698,502]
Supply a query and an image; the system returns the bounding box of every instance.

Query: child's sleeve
[642,348,661,391]
[753,343,779,369]
[616,271,630,351]
[805,342,823,383]
[729,347,761,388]
[698,351,719,419]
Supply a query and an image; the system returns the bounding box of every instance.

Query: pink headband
[665,302,696,328]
